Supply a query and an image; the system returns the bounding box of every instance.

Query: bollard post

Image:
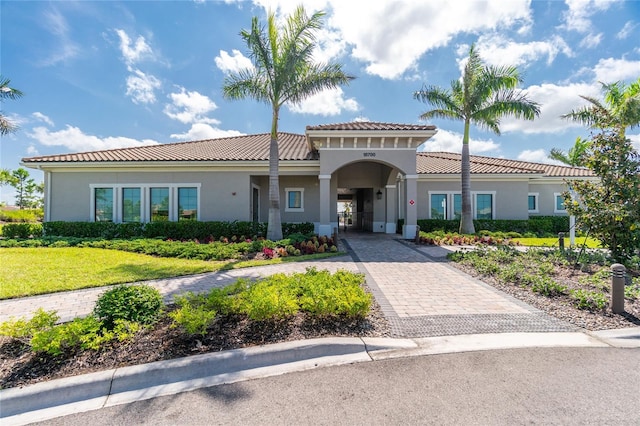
[415,225,421,243]
[558,232,565,252]
[611,264,626,314]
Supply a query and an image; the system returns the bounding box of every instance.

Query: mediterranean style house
[21,122,594,238]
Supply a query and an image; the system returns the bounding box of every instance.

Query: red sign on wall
[409,199,415,205]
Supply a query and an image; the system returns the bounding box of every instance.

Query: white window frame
[90,187,116,223]
[473,191,496,220]
[554,192,567,213]
[251,183,261,222]
[528,192,539,213]
[285,187,305,212]
[90,183,200,223]
[428,191,460,220]
[428,191,496,220]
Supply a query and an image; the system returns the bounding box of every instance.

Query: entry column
[385,184,397,234]
[318,174,332,237]
[402,175,418,239]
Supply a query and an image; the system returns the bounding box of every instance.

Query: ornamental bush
[94,284,164,328]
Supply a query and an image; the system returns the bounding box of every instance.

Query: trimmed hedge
[417,216,570,236]
[1,223,44,239]
[38,221,314,240]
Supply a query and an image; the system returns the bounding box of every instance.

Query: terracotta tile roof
[417,152,595,177]
[306,121,436,131]
[22,133,314,163]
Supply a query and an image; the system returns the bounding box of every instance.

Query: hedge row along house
[21,122,595,238]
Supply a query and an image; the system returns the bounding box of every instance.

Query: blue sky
[1,0,639,204]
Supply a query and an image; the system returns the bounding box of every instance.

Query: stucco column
[385,184,396,234]
[402,175,418,239]
[318,174,332,237]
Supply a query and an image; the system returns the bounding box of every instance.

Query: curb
[0,337,378,426]
[1,330,636,425]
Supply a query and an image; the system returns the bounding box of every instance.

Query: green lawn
[0,247,346,300]
[513,237,602,248]
[0,247,224,299]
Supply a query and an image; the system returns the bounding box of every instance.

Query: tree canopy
[414,44,539,234]
[223,6,354,240]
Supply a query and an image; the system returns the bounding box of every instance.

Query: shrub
[29,316,139,355]
[41,220,312,240]
[416,216,569,236]
[169,304,217,336]
[0,308,59,343]
[94,284,164,328]
[1,223,43,238]
[298,269,370,318]
[238,274,299,321]
[0,208,43,223]
[571,289,608,311]
[531,277,567,297]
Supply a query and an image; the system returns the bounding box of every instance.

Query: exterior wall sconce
[376,189,383,200]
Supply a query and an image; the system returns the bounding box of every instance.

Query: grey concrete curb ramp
[0,337,374,426]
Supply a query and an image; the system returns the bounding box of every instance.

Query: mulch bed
[0,292,391,390]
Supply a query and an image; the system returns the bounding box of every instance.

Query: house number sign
[363,152,376,157]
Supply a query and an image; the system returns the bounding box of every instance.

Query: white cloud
[26,145,39,155]
[579,33,603,49]
[592,58,640,83]
[126,69,162,104]
[562,0,618,33]
[38,8,79,66]
[245,0,531,80]
[170,123,244,141]
[418,129,500,154]
[330,0,531,79]
[214,49,254,74]
[617,21,637,39]
[164,87,219,124]
[115,29,154,66]
[501,83,601,134]
[287,87,359,116]
[28,125,159,152]
[352,116,370,122]
[628,133,640,151]
[477,33,572,68]
[517,149,566,165]
[32,112,54,127]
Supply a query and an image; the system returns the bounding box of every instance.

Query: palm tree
[0,76,24,136]
[223,6,354,241]
[414,44,540,234]
[562,78,640,136]
[548,136,590,167]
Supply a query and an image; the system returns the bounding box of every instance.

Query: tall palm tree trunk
[460,120,475,234]
[267,109,283,241]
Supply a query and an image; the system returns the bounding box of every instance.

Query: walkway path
[341,232,577,337]
[1,234,577,337]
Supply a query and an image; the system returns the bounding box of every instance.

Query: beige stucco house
[21,122,594,238]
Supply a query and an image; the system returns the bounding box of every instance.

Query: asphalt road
[34,347,640,425]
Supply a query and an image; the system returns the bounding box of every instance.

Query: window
[95,188,113,222]
[178,187,198,221]
[150,188,170,222]
[528,193,539,213]
[428,192,462,219]
[430,194,447,219]
[554,193,566,213]
[122,188,141,222]
[285,188,304,212]
[453,194,462,220]
[475,194,493,219]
